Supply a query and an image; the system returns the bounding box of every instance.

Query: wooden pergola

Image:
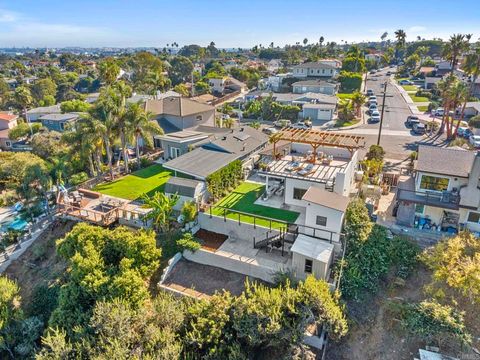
[270,128,365,162]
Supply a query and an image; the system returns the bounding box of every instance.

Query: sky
[0,0,479,48]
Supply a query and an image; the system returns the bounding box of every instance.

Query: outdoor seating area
[259,154,350,183]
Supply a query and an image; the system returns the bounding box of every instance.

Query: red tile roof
[0,113,18,122]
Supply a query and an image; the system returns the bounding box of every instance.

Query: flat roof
[291,234,334,263]
[302,186,350,212]
[259,155,349,184]
[39,113,79,122]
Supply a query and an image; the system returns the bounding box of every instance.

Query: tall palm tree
[125,102,164,169]
[442,34,470,73]
[113,81,132,173]
[436,75,456,135]
[451,82,470,137]
[268,132,282,158]
[463,46,480,95]
[394,29,407,60]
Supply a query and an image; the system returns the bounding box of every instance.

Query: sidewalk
[392,81,420,115]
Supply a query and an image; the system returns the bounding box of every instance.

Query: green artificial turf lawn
[94,164,174,200]
[211,182,299,229]
[417,105,429,112]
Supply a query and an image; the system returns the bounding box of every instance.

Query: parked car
[406,115,420,127]
[369,110,381,123]
[433,108,444,117]
[470,135,480,148]
[273,119,291,128]
[399,79,413,85]
[369,70,377,74]
[368,95,377,102]
[366,89,374,96]
[263,127,278,135]
[461,128,473,139]
[368,104,378,114]
[386,71,392,76]
[291,122,311,130]
[413,123,426,135]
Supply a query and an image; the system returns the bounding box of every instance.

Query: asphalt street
[343,67,447,161]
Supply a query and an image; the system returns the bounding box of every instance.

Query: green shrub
[181,201,197,223]
[366,145,385,161]
[69,172,88,186]
[468,115,480,129]
[176,232,201,252]
[338,71,362,92]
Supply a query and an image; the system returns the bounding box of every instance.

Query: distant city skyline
[0,0,479,48]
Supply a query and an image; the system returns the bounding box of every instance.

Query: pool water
[1,217,28,232]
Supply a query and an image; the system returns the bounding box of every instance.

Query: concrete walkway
[392,82,421,115]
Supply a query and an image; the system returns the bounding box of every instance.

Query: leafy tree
[173,83,189,96]
[31,78,57,104]
[8,122,41,140]
[194,80,210,95]
[0,276,22,358]
[170,56,194,85]
[10,85,33,118]
[38,294,184,359]
[342,56,366,73]
[50,224,161,332]
[60,99,91,113]
[338,71,362,92]
[422,231,480,304]
[31,131,65,160]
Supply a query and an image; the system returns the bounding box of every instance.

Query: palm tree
[350,91,366,117]
[142,192,179,234]
[463,46,480,95]
[337,99,355,122]
[394,29,407,61]
[98,58,120,85]
[12,85,33,123]
[223,117,235,129]
[451,82,470,137]
[436,75,456,134]
[113,81,132,173]
[442,34,470,73]
[125,102,164,169]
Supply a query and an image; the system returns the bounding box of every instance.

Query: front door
[169,146,180,159]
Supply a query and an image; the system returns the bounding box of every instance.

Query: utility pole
[377,80,388,145]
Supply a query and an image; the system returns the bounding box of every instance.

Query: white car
[291,122,311,130]
[263,127,278,135]
[370,110,381,123]
[470,135,480,148]
[434,108,444,117]
[368,96,377,102]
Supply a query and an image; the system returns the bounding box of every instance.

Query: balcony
[396,188,460,210]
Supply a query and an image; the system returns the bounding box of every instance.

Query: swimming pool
[0,216,28,232]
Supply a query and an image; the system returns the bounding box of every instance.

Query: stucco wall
[284,178,325,207]
[291,251,331,281]
[304,203,344,242]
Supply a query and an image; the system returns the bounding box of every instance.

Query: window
[467,211,480,223]
[316,216,327,226]
[196,115,202,122]
[169,147,181,159]
[415,204,425,214]
[5,141,11,147]
[419,175,449,191]
[293,187,307,200]
[322,69,325,74]
[60,122,65,130]
[304,259,313,273]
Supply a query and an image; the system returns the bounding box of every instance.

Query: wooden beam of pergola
[272,128,365,154]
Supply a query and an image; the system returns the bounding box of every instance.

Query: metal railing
[397,188,460,208]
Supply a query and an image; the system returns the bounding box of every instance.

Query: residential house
[434,60,453,76]
[267,59,283,73]
[209,77,227,94]
[39,113,79,132]
[396,145,480,235]
[209,76,247,95]
[292,79,338,95]
[163,126,268,180]
[261,73,291,92]
[365,52,382,63]
[26,104,62,122]
[463,102,480,118]
[0,113,19,151]
[292,61,340,79]
[146,96,216,135]
[301,103,337,123]
[268,92,337,107]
